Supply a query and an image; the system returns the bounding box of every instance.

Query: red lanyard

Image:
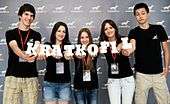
[109,48,116,61]
[18,28,30,50]
[112,53,116,61]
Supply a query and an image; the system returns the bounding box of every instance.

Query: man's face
[135,8,149,25]
[19,11,34,27]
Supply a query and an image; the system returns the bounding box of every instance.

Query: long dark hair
[77,28,94,71]
[50,22,70,45]
[99,19,121,43]
[77,28,93,45]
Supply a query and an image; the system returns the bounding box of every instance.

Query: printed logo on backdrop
[36,6,46,13]
[107,5,120,13]
[0,39,6,45]
[90,6,102,13]
[31,21,40,29]
[125,5,155,12]
[53,6,65,13]
[161,5,170,12]
[8,22,19,29]
[125,5,135,12]
[119,20,130,28]
[47,21,56,29]
[93,36,99,43]
[38,68,46,75]
[101,82,108,90]
[71,6,83,13]
[97,66,102,75]
[0,70,6,77]
[83,21,95,28]
[156,20,166,27]
[41,37,46,43]
[149,5,155,12]
[67,21,76,28]
[15,7,19,14]
[0,5,9,13]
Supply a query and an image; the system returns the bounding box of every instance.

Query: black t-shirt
[5,28,41,77]
[74,56,98,90]
[128,24,168,74]
[44,43,71,83]
[104,47,133,78]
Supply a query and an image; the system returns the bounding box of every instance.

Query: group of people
[3,2,169,104]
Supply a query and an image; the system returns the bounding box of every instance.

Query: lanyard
[18,28,30,50]
[109,48,116,61]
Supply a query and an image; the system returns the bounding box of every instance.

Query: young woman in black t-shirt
[43,22,72,104]
[99,19,135,104]
[74,28,98,104]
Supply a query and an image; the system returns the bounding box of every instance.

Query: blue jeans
[43,81,72,102]
[74,89,98,104]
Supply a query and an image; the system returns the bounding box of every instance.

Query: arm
[161,41,169,77]
[9,40,36,62]
[122,39,136,56]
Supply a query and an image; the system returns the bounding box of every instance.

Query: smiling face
[104,23,116,40]
[80,31,90,46]
[55,25,66,43]
[19,11,34,28]
[135,8,149,25]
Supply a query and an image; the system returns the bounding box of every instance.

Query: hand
[36,54,46,60]
[122,49,131,56]
[161,68,169,78]
[64,52,73,60]
[25,55,36,63]
[75,55,85,59]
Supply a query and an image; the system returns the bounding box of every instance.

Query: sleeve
[5,30,16,45]
[34,31,42,42]
[157,25,168,42]
[128,29,136,41]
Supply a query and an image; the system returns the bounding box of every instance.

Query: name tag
[56,62,64,74]
[83,71,91,81]
[111,63,119,74]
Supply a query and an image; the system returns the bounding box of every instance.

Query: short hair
[77,28,93,44]
[18,3,36,19]
[133,3,149,15]
[50,22,70,45]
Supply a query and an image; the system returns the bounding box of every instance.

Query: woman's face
[55,25,66,42]
[80,31,90,46]
[104,23,116,39]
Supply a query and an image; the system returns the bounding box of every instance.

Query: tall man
[125,3,169,104]
[3,3,42,104]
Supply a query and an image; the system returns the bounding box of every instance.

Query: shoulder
[30,29,41,36]
[150,24,164,30]
[5,28,17,36]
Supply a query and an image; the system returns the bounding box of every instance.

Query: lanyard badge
[56,62,64,74]
[83,71,91,81]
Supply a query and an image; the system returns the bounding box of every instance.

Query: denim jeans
[74,89,98,104]
[43,81,72,102]
[107,76,135,104]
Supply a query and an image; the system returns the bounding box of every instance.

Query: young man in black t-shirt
[3,3,42,104]
[125,3,170,104]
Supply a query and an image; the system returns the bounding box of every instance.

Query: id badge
[111,63,119,74]
[19,58,27,62]
[56,62,64,74]
[83,71,91,81]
